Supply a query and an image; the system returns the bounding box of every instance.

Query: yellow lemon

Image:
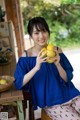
[41,48,47,58]
[47,50,56,58]
[47,44,54,51]
[46,59,53,63]
[46,44,56,63]
[41,48,47,52]
[0,79,7,85]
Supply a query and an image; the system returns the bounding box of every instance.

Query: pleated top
[14,53,80,110]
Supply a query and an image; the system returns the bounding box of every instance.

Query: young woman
[14,17,80,120]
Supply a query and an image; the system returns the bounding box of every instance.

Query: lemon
[46,44,56,63]
[40,45,56,63]
[41,48,47,58]
[47,44,54,51]
[0,79,7,85]
[47,50,56,58]
[41,48,47,52]
[46,59,53,63]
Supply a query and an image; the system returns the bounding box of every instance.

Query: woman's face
[31,26,49,46]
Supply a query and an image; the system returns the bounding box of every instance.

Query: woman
[14,17,80,120]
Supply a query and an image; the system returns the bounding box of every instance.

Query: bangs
[34,23,47,31]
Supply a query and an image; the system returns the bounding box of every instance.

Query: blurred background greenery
[20,0,80,50]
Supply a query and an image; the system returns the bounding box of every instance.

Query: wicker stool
[41,109,52,120]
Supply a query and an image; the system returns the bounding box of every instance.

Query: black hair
[27,17,50,36]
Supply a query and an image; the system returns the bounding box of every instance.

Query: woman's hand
[53,51,60,66]
[35,49,47,70]
[53,47,62,65]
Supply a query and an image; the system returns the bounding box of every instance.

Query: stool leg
[23,100,27,120]
[29,100,35,120]
[17,101,24,120]
[14,106,19,119]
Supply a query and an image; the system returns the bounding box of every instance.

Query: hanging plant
[0,6,5,22]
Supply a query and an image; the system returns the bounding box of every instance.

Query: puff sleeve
[14,57,31,91]
[59,53,73,85]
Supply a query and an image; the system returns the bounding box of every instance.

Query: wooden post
[5,0,24,56]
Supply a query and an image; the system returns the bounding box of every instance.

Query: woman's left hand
[53,47,62,65]
[53,52,60,66]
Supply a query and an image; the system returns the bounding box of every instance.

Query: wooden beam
[5,0,24,56]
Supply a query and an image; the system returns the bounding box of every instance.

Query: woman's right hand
[35,49,47,70]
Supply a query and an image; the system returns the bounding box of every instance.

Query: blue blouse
[14,53,80,110]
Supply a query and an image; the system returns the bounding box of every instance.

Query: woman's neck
[31,44,47,56]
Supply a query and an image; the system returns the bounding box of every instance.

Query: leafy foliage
[20,0,80,49]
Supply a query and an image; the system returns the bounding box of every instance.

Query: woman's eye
[42,29,46,32]
[34,32,39,34]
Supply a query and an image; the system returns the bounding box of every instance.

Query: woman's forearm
[56,63,67,82]
[22,66,39,86]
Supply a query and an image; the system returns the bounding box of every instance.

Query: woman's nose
[39,32,43,38]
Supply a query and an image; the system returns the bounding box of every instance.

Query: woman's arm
[52,47,67,82]
[22,49,47,86]
[22,66,39,86]
[56,63,67,82]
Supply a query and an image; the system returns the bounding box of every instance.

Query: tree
[20,0,80,48]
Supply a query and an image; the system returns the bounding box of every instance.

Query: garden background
[21,0,80,50]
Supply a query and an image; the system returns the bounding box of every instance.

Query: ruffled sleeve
[59,53,73,85]
[14,57,31,91]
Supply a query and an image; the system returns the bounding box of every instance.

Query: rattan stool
[41,109,52,120]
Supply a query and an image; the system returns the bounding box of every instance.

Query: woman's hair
[27,17,50,36]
